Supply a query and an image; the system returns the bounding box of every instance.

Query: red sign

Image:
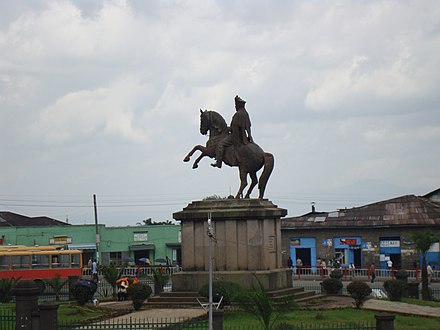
[340,238,357,245]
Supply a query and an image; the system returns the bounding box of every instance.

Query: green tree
[44,273,68,301]
[347,280,372,308]
[411,230,440,300]
[236,277,296,330]
[151,267,169,295]
[101,263,125,299]
[0,277,21,303]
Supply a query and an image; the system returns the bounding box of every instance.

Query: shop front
[379,237,401,269]
[289,237,316,269]
[333,237,362,267]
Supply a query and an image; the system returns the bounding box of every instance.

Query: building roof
[281,195,440,229]
[0,211,69,227]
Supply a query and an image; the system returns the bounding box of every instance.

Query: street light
[207,214,214,330]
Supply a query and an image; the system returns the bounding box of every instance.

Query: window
[71,254,80,268]
[32,254,49,269]
[0,256,10,270]
[12,255,30,269]
[58,254,70,268]
[110,252,122,264]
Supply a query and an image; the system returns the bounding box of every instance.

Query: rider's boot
[211,159,222,168]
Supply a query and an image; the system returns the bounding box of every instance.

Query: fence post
[12,280,41,330]
[375,313,395,330]
[212,309,224,330]
[38,303,59,330]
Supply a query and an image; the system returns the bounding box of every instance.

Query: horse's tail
[258,152,274,198]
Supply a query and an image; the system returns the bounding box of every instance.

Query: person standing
[427,263,434,283]
[87,257,93,275]
[296,257,303,275]
[387,259,393,269]
[321,259,327,277]
[349,263,355,279]
[370,263,376,283]
[92,259,98,283]
[287,256,293,269]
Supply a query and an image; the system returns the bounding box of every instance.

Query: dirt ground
[299,295,355,310]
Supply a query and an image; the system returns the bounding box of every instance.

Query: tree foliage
[347,280,372,308]
[236,277,296,330]
[411,230,440,300]
[101,263,126,298]
[45,273,68,301]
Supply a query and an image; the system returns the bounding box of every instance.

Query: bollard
[212,309,224,330]
[375,313,395,330]
[38,303,59,330]
[12,280,41,330]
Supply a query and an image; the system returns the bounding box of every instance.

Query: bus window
[51,255,59,268]
[58,254,70,268]
[71,254,80,268]
[0,256,10,270]
[32,254,49,269]
[12,255,30,269]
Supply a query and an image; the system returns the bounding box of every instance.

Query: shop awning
[129,244,155,251]
[67,243,96,250]
[165,243,181,248]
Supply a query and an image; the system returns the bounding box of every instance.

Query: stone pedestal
[172,199,289,291]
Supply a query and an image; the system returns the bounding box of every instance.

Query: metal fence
[58,317,209,330]
[294,282,440,300]
[224,323,375,330]
[291,266,440,282]
[0,310,377,330]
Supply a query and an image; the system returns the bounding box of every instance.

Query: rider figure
[212,95,253,168]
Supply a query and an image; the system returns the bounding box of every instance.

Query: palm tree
[101,263,126,299]
[45,273,68,301]
[411,230,439,300]
[236,277,296,330]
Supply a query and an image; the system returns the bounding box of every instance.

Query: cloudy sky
[1,0,439,226]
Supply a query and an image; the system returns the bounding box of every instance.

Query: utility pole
[207,213,214,330]
[93,194,100,262]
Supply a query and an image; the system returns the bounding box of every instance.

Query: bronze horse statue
[183,109,274,199]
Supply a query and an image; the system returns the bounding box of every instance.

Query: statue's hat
[235,95,246,104]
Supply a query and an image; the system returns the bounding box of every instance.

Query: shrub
[329,269,343,280]
[347,280,372,308]
[394,269,409,283]
[320,278,343,295]
[127,283,152,310]
[199,281,243,306]
[73,280,97,306]
[384,280,407,301]
[0,278,21,303]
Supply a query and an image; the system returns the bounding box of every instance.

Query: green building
[0,212,181,266]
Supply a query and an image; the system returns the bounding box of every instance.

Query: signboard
[290,239,300,246]
[380,240,400,248]
[340,238,357,245]
[49,236,72,245]
[134,232,148,242]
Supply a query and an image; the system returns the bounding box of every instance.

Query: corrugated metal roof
[0,211,69,227]
[282,195,440,229]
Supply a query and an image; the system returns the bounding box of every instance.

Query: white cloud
[0,1,439,224]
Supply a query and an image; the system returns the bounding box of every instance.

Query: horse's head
[200,109,210,135]
[199,109,227,136]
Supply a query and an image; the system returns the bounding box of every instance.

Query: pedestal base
[172,268,292,292]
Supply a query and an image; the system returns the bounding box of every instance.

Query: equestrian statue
[183,95,274,199]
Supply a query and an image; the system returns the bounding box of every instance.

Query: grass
[0,302,114,323]
[223,309,440,329]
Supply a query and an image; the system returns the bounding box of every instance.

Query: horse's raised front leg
[235,169,248,199]
[244,172,258,198]
[183,145,211,169]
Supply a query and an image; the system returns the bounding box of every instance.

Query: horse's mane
[208,110,228,131]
